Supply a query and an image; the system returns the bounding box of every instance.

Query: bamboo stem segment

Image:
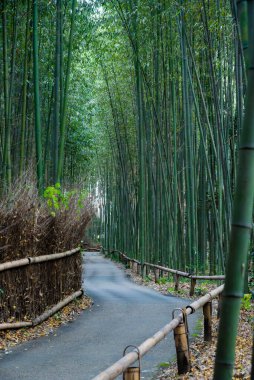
[203,301,212,342]
[174,319,191,374]
[190,278,196,296]
[123,346,141,380]
[175,274,180,291]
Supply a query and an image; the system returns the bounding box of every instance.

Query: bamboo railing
[0,247,80,272]
[103,248,225,296]
[0,247,82,327]
[92,285,224,380]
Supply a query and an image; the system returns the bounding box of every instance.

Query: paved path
[0,252,200,380]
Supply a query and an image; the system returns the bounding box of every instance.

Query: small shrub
[157,277,168,285]
[241,294,252,311]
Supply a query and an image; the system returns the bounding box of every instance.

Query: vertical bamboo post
[123,345,141,380]
[175,274,180,291]
[203,301,212,342]
[217,292,222,319]
[173,309,191,375]
[190,278,196,296]
[155,268,160,283]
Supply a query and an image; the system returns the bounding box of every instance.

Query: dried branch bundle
[0,178,94,322]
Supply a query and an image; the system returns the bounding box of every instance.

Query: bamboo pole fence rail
[0,247,81,272]
[0,289,83,330]
[102,248,225,296]
[92,285,224,380]
[0,247,82,326]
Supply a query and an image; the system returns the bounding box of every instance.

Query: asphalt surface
[0,252,200,380]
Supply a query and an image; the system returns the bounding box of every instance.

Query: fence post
[123,345,141,380]
[174,274,180,291]
[217,292,222,319]
[203,301,212,342]
[173,308,191,375]
[155,268,160,283]
[189,278,196,296]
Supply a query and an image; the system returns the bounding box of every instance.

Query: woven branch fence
[0,248,82,324]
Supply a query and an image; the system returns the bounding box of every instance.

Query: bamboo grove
[0,0,98,193]
[91,0,253,275]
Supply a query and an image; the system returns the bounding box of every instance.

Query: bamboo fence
[92,285,224,380]
[103,248,225,296]
[0,248,82,324]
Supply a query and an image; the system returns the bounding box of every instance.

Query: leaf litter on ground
[0,295,92,353]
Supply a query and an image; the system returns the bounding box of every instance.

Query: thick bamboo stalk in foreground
[92,285,224,380]
[213,2,254,377]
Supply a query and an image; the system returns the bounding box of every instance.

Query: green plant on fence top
[43,183,88,216]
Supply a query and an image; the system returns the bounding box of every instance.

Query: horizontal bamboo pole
[84,247,101,252]
[0,247,80,272]
[0,290,83,330]
[0,258,30,272]
[144,262,189,277]
[33,289,83,326]
[29,247,80,264]
[192,275,225,280]
[0,321,32,330]
[92,284,224,380]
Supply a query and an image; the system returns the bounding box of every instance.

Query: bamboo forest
[0,1,253,379]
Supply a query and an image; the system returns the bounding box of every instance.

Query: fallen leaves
[156,307,253,380]
[0,295,92,353]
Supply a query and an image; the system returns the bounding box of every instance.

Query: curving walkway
[0,252,200,379]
